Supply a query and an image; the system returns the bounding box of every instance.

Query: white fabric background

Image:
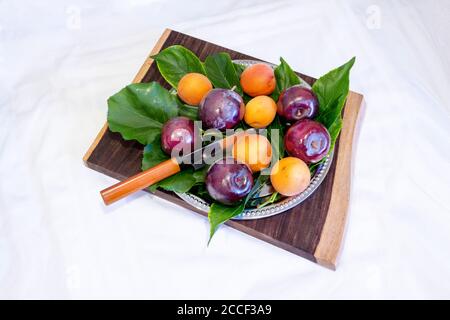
[1,0,449,299]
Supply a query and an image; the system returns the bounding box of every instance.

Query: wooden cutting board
[83,29,364,270]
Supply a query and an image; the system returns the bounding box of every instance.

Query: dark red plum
[199,89,244,130]
[277,85,319,121]
[284,119,330,164]
[161,116,197,155]
[205,158,253,205]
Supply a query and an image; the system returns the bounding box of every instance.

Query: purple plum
[199,89,244,130]
[161,116,197,155]
[284,119,330,163]
[277,85,319,121]
[205,158,253,205]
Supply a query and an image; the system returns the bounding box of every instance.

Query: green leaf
[242,93,253,104]
[233,63,246,77]
[142,139,207,193]
[152,45,205,88]
[235,120,251,131]
[208,202,245,244]
[149,168,205,193]
[233,62,257,102]
[169,88,199,120]
[272,57,301,101]
[207,173,270,243]
[108,82,178,145]
[150,169,198,193]
[257,192,281,209]
[191,184,213,202]
[178,102,199,120]
[308,160,322,176]
[245,173,270,204]
[313,57,355,151]
[266,115,285,160]
[141,138,169,171]
[204,53,243,95]
[192,167,208,184]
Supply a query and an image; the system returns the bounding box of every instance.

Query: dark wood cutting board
[83,29,364,270]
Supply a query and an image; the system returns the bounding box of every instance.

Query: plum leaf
[152,45,206,88]
[108,82,178,145]
[177,101,200,121]
[271,57,301,101]
[208,174,269,243]
[266,115,285,160]
[313,57,355,151]
[204,53,243,95]
[208,203,245,244]
[233,62,246,77]
[141,137,169,170]
[142,139,206,193]
[149,168,206,194]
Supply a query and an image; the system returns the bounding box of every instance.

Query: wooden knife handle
[100,158,180,205]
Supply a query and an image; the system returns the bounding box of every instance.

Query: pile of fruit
[107,45,354,241]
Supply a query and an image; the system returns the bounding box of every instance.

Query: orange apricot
[240,63,276,97]
[244,96,277,128]
[232,133,272,172]
[270,157,310,196]
[177,73,212,106]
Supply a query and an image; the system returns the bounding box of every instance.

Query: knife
[100,133,250,205]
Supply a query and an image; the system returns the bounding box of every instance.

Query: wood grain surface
[83,29,363,269]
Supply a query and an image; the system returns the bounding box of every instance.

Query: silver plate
[175,60,334,220]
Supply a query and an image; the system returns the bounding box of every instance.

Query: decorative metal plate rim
[175,59,333,220]
[176,150,333,220]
